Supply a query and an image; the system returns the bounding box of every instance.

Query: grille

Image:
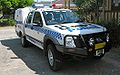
[83,32,107,44]
[73,32,107,48]
[73,36,85,48]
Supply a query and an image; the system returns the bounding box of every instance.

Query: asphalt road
[0,26,120,75]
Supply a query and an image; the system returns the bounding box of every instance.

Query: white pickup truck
[15,7,111,71]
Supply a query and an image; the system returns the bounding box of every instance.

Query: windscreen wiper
[75,19,84,23]
[61,21,71,24]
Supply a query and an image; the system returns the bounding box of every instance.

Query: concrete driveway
[0,26,120,75]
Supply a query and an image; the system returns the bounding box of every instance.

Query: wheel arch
[43,35,60,55]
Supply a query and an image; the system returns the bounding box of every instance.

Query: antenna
[50,0,53,7]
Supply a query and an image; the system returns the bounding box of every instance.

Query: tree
[0,0,34,17]
[75,0,103,12]
[74,0,103,22]
[17,0,34,8]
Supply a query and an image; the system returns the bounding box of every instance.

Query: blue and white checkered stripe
[26,25,62,40]
[35,27,62,40]
[16,21,23,24]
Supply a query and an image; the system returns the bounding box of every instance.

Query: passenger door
[25,12,34,37]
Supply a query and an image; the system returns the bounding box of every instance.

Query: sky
[34,0,55,2]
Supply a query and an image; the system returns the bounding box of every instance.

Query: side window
[26,12,33,24]
[33,12,43,25]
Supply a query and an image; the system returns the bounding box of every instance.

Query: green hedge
[0,18,15,26]
[96,20,120,47]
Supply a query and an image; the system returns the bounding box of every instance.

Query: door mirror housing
[33,22,43,27]
[33,23,39,26]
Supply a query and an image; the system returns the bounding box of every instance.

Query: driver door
[30,11,44,49]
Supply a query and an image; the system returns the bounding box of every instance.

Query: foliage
[96,20,120,47]
[0,3,2,10]
[18,0,34,8]
[0,18,15,26]
[0,0,34,16]
[75,0,103,11]
[7,18,15,26]
[74,0,103,20]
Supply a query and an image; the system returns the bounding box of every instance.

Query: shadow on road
[1,38,116,75]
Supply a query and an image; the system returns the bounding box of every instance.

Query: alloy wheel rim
[21,37,24,45]
[48,49,54,66]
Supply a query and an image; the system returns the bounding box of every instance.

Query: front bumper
[56,45,88,56]
[56,43,111,56]
[56,32,111,56]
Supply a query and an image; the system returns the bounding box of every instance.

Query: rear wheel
[21,35,29,47]
[47,44,62,71]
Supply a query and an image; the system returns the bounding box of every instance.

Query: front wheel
[47,44,62,71]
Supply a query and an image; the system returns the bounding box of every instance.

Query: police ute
[15,4,111,71]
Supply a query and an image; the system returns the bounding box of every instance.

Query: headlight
[106,33,109,42]
[65,36,76,48]
[89,38,94,46]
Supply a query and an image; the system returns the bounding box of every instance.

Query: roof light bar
[32,4,47,8]
[52,4,63,9]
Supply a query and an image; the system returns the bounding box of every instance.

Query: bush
[0,18,15,26]
[96,20,120,47]
[7,18,15,26]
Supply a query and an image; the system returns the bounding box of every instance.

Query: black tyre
[21,35,29,47]
[47,44,62,71]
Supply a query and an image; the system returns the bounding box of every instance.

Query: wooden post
[68,0,70,9]
[65,0,67,9]
[116,12,118,24]
[102,0,106,22]
[96,0,99,22]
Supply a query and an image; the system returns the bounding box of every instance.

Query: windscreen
[42,10,80,25]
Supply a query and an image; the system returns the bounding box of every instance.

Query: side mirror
[33,22,43,27]
[33,23,39,26]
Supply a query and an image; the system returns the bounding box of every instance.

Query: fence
[86,11,120,24]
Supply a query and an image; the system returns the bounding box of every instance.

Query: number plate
[95,42,106,50]
[96,49,104,56]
